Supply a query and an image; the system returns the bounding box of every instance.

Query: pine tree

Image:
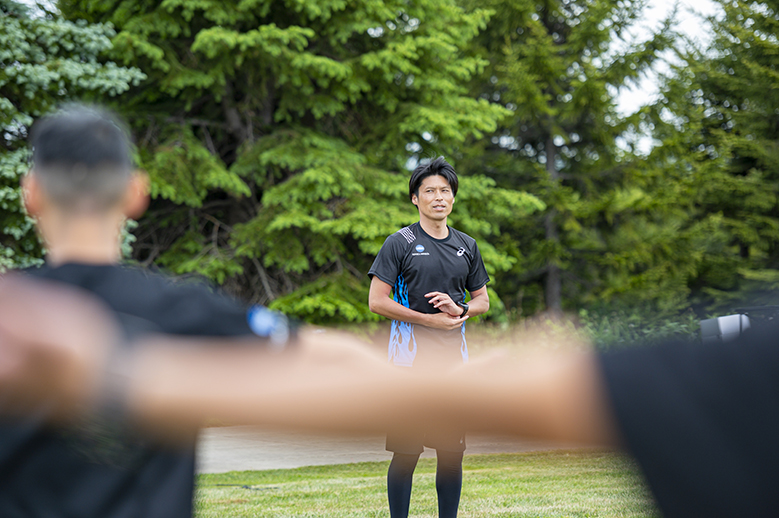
[646,0,779,312]
[0,0,145,271]
[58,0,543,323]
[457,0,675,316]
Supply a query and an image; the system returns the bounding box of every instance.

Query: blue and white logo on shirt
[415,244,425,253]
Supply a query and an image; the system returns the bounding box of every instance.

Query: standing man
[368,157,490,518]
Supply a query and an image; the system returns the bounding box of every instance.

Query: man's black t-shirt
[368,222,489,366]
[0,263,259,518]
[599,323,779,517]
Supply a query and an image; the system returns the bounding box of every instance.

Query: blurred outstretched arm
[0,275,621,446]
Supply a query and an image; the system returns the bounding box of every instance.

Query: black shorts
[387,342,466,454]
[386,426,466,454]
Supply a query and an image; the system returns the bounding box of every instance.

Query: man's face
[412,174,454,222]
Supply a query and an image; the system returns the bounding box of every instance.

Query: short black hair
[29,104,133,211]
[408,156,458,201]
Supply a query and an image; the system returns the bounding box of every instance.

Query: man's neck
[38,212,123,266]
[419,217,449,239]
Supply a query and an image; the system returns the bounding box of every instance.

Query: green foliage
[121,219,138,259]
[144,127,251,208]
[578,307,701,350]
[157,230,246,285]
[268,272,378,324]
[59,0,542,323]
[0,148,38,271]
[0,0,145,270]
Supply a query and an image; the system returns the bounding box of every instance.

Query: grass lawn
[196,449,660,517]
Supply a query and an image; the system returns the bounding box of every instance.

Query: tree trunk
[222,79,248,143]
[545,134,562,316]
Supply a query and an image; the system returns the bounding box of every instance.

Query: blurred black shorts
[386,426,466,454]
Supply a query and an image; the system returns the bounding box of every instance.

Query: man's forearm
[465,292,489,317]
[136,341,620,448]
[451,351,621,445]
[368,293,432,326]
[369,295,468,331]
[123,334,620,446]
[123,330,444,439]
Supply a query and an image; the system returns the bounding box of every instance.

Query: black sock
[387,452,420,518]
[435,450,463,518]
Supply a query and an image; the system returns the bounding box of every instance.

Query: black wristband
[458,302,469,318]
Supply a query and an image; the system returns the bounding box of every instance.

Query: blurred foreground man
[0,105,285,518]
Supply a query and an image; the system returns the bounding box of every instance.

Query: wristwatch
[457,301,469,318]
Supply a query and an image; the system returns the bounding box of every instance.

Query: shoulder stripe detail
[397,226,416,244]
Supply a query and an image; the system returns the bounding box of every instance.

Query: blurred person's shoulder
[22,262,253,337]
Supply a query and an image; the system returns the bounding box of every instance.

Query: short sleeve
[142,279,256,337]
[368,234,403,287]
[466,241,490,292]
[598,325,779,517]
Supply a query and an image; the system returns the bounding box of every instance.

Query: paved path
[196,426,572,473]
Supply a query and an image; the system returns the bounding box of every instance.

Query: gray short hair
[29,104,133,212]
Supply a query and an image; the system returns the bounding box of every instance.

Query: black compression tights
[387,451,463,518]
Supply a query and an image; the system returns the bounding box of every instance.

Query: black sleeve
[466,241,490,292]
[150,280,255,337]
[367,234,403,287]
[598,324,779,518]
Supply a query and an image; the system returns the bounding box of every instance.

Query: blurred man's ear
[21,172,43,218]
[123,171,150,219]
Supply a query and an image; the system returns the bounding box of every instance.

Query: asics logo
[457,247,466,256]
